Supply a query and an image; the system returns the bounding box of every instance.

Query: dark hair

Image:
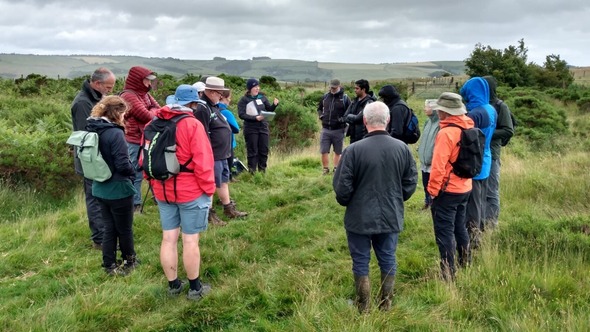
[90,95,128,126]
[91,67,114,83]
[355,79,370,93]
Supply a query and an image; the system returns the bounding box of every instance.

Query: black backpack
[395,101,421,144]
[447,124,485,178]
[142,114,192,181]
[493,99,517,146]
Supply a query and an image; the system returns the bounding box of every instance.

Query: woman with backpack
[86,95,139,276]
[237,78,279,173]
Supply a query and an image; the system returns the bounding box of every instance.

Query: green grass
[1,103,590,331]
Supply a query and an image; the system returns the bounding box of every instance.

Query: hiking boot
[354,275,371,314]
[322,167,330,176]
[223,201,248,219]
[122,255,140,273]
[378,272,395,311]
[104,263,124,276]
[208,209,227,226]
[168,280,187,296]
[187,284,212,301]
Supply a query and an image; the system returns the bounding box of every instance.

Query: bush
[270,101,318,152]
[510,95,569,149]
[576,97,590,113]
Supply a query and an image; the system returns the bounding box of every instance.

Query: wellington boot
[354,275,371,314]
[223,201,248,219]
[378,272,395,311]
[208,209,227,226]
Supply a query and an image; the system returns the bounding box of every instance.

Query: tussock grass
[1,113,590,331]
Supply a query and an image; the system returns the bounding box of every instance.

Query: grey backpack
[66,131,112,182]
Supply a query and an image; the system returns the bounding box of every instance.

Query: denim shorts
[214,159,230,188]
[157,194,212,234]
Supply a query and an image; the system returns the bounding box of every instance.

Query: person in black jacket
[86,95,138,276]
[378,84,411,142]
[333,101,418,313]
[71,67,116,250]
[343,79,375,143]
[317,79,350,175]
[237,78,279,173]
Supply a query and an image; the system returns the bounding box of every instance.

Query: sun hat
[173,84,199,106]
[204,76,229,91]
[433,92,467,116]
[246,78,259,91]
[192,81,206,92]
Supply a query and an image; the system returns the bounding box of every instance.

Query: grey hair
[363,101,390,127]
[91,67,114,83]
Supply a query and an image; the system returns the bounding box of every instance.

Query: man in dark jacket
[378,85,411,142]
[483,76,514,230]
[333,101,417,313]
[70,67,116,250]
[343,79,375,143]
[317,79,350,175]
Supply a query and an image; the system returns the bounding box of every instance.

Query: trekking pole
[140,181,154,214]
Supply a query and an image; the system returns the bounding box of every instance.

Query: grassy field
[1,96,589,331]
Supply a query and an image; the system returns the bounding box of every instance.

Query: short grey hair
[91,67,114,83]
[363,101,390,127]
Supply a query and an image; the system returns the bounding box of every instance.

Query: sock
[168,278,181,289]
[189,277,202,291]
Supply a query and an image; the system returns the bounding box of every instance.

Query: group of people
[330,76,513,312]
[70,66,279,300]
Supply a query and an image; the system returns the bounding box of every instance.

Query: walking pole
[140,181,153,214]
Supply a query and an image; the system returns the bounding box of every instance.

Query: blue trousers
[127,143,143,206]
[346,231,399,277]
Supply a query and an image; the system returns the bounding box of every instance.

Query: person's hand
[273,98,279,105]
[256,115,264,121]
[345,114,356,124]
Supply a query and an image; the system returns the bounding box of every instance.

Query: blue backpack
[395,100,421,144]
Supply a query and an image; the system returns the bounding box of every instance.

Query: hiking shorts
[157,194,211,234]
[320,127,346,154]
[214,160,230,188]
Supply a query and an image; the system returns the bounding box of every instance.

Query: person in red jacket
[427,92,474,281]
[145,85,216,301]
[121,66,160,212]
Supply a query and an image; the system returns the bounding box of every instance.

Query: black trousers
[97,195,136,267]
[244,125,269,172]
[84,178,104,244]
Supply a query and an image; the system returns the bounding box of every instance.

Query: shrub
[270,101,318,152]
[510,95,569,149]
[576,97,590,113]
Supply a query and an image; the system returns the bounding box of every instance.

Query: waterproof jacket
[460,77,496,180]
[193,94,232,161]
[219,103,240,149]
[417,110,440,172]
[86,118,135,184]
[121,66,160,144]
[484,76,514,160]
[317,88,350,130]
[143,106,216,203]
[237,93,276,132]
[427,115,474,197]
[71,79,103,175]
[333,131,418,235]
[378,85,410,140]
[343,92,376,143]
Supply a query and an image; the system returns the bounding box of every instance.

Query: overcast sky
[0,0,588,66]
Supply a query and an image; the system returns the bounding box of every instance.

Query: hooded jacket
[317,88,350,130]
[218,103,240,149]
[460,77,496,180]
[333,131,418,234]
[483,76,514,160]
[193,94,232,161]
[71,79,103,175]
[343,92,376,143]
[427,114,474,197]
[143,106,216,203]
[121,66,160,144]
[417,109,440,171]
[378,85,410,140]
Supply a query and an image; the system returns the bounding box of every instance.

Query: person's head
[329,79,341,94]
[90,95,128,126]
[354,79,369,98]
[424,99,437,117]
[89,67,116,95]
[125,66,156,93]
[173,84,200,109]
[192,81,206,99]
[433,92,466,120]
[203,76,229,104]
[219,89,232,105]
[363,101,390,131]
[246,78,260,96]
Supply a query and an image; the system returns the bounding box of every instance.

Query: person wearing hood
[317,79,351,175]
[148,85,216,301]
[86,95,138,276]
[483,76,514,230]
[459,77,497,249]
[71,67,116,250]
[378,85,411,142]
[218,89,241,180]
[427,92,474,281]
[343,79,376,143]
[237,78,279,174]
[417,99,440,210]
[121,66,161,213]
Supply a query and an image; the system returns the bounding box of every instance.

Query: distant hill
[0,54,466,82]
